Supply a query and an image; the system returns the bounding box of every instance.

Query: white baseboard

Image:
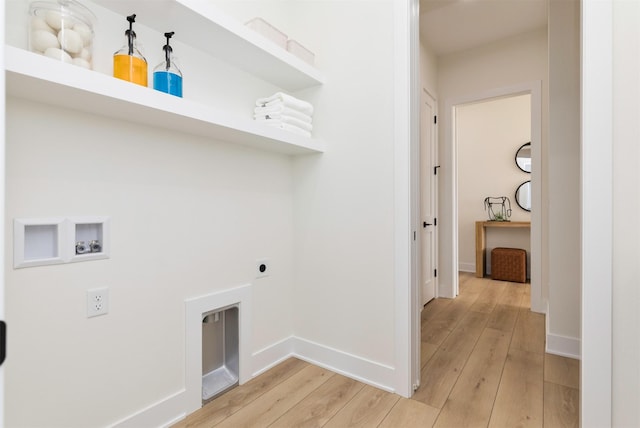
[112,334,397,427]
[251,336,295,377]
[292,337,396,392]
[546,333,581,359]
[458,262,475,273]
[544,301,579,359]
[250,335,396,392]
[110,389,186,428]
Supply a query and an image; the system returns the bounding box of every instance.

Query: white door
[421,90,438,305]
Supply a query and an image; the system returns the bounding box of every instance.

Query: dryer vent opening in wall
[202,305,239,402]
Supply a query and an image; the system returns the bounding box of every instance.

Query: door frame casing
[581,0,613,424]
[393,0,420,397]
[441,81,544,312]
[0,3,6,423]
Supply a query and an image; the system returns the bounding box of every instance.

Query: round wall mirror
[515,180,532,211]
[515,142,532,173]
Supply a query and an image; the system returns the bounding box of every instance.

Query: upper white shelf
[5,46,325,156]
[91,0,325,91]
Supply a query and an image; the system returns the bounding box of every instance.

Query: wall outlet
[87,287,109,318]
[256,259,270,278]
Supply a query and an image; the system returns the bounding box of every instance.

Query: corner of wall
[545,300,581,359]
[111,332,399,427]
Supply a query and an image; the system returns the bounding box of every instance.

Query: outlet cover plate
[256,259,270,278]
[87,287,109,318]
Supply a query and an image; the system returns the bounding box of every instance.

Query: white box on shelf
[245,18,287,49]
[14,218,65,268]
[286,39,315,65]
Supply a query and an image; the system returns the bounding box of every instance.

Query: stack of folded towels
[254,92,314,137]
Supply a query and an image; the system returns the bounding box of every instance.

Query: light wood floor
[175,273,579,427]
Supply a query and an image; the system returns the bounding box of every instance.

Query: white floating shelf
[91,0,325,91]
[5,47,325,156]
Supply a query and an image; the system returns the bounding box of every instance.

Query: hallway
[413,272,579,426]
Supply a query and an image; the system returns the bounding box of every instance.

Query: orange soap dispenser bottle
[113,14,147,86]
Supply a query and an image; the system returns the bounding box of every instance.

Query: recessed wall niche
[70,217,110,263]
[14,218,65,268]
[14,216,110,268]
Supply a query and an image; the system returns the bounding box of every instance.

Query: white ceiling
[420,0,548,56]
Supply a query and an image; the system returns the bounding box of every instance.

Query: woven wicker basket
[491,247,527,283]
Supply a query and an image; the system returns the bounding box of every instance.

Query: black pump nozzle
[163,31,175,70]
[125,14,137,55]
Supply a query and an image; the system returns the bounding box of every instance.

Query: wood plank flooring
[174,273,579,427]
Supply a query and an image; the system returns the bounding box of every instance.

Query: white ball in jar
[72,57,91,69]
[73,47,91,61]
[58,29,83,54]
[31,29,60,52]
[44,47,73,63]
[45,10,72,31]
[30,16,55,34]
[73,22,92,45]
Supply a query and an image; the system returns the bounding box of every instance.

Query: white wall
[4,1,299,426]
[289,1,397,367]
[611,0,640,424]
[212,0,405,393]
[420,40,438,97]
[547,0,581,356]
[5,99,297,427]
[457,95,531,274]
[437,28,548,297]
[4,0,406,425]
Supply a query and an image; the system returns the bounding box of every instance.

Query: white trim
[13,217,66,268]
[251,336,295,377]
[251,335,397,392]
[546,334,581,360]
[581,0,613,425]
[67,216,111,264]
[458,262,475,273]
[111,390,186,428]
[409,0,422,394]
[184,284,252,415]
[0,3,6,424]
[112,332,398,427]
[443,81,544,312]
[13,216,111,268]
[528,82,544,314]
[545,304,581,359]
[293,337,396,393]
[393,0,418,398]
[442,98,459,299]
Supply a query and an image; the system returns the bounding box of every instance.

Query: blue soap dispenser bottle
[153,32,182,97]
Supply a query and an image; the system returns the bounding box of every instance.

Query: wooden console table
[475,221,531,277]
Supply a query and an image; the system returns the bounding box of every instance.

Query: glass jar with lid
[28,0,96,69]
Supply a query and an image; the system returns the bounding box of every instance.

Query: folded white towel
[254,105,312,124]
[255,92,314,115]
[254,115,313,132]
[263,121,311,138]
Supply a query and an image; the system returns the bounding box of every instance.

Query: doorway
[442,82,543,309]
[455,94,532,283]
